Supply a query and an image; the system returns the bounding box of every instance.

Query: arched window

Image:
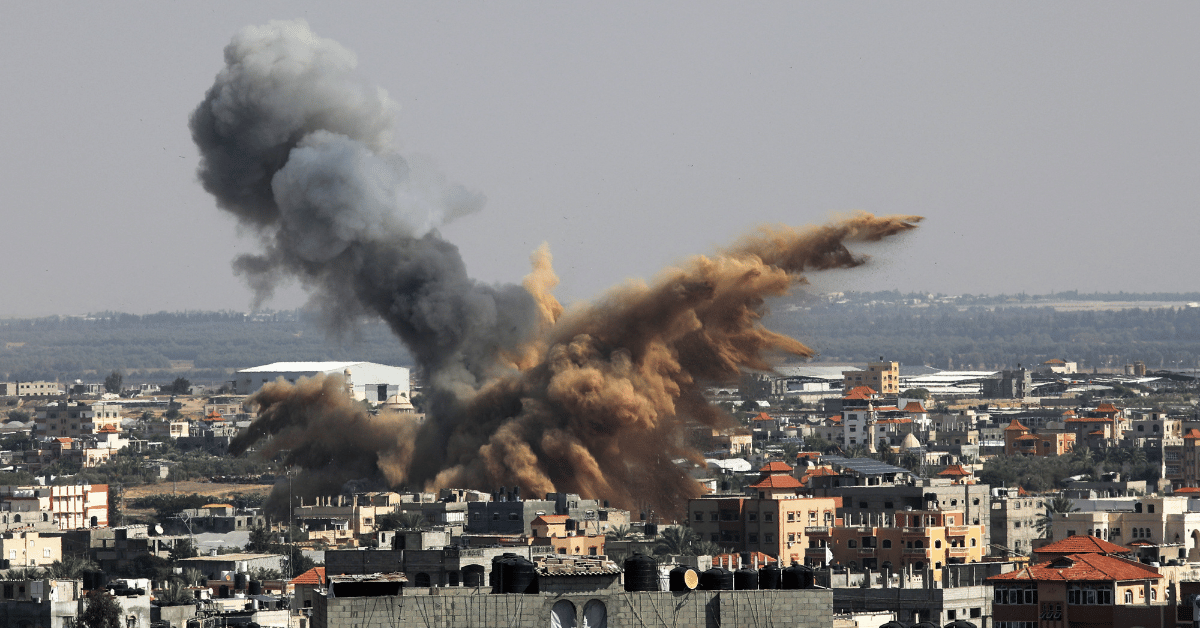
[934,540,942,549]
[1125,590,1133,603]
[970,538,977,547]
[551,600,577,628]
[582,600,607,628]
[12,515,19,523]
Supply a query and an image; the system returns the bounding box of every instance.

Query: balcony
[805,547,829,557]
[903,548,929,557]
[948,526,971,536]
[901,527,927,536]
[805,526,829,535]
[858,548,876,556]
[948,547,971,558]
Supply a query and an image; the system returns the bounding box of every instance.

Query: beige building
[842,360,900,396]
[35,401,122,439]
[0,484,109,529]
[0,531,61,567]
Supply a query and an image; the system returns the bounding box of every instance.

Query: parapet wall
[315,588,832,628]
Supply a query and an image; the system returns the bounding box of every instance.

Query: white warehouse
[233,362,411,404]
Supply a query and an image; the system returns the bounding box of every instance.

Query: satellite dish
[153,524,163,536]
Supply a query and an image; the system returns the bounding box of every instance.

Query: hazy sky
[1,3,1196,317]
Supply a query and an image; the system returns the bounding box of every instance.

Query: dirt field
[121,481,275,521]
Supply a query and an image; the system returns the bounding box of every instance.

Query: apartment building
[34,401,122,439]
[0,531,62,568]
[1052,496,1200,563]
[1003,419,1075,457]
[0,484,109,529]
[842,360,900,396]
[990,488,1047,557]
[812,508,985,581]
[689,462,838,565]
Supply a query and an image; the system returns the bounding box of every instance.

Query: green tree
[165,377,192,395]
[169,537,198,562]
[901,388,930,400]
[5,410,31,423]
[653,526,698,556]
[1036,495,1079,540]
[104,371,123,394]
[48,555,99,579]
[605,525,632,541]
[80,589,123,628]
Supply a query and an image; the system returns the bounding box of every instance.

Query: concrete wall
[315,589,831,628]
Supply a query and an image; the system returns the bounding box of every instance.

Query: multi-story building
[989,551,1169,628]
[812,508,985,580]
[0,531,61,568]
[0,484,108,529]
[1003,419,1075,457]
[990,487,1047,557]
[690,462,838,565]
[1053,496,1200,563]
[981,367,1032,399]
[466,491,603,537]
[294,492,406,537]
[842,360,900,396]
[529,515,605,556]
[34,401,123,439]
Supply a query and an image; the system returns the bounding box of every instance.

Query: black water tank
[502,557,538,594]
[759,565,782,590]
[699,568,733,591]
[463,564,486,587]
[734,568,759,591]
[491,553,518,593]
[219,585,230,598]
[668,566,699,591]
[235,573,249,590]
[248,580,262,596]
[623,554,660,592]
[782,564,814,589]
[644,523,658,537]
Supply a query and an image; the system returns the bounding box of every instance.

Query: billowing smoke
[198,21,921,517]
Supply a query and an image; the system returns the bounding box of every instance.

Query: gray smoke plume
[199,21,923,519]
[190,20,535,389]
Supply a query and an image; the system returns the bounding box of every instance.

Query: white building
[233,361,411,404]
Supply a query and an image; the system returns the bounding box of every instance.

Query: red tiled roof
[1066,417,1113,423]
[753,412,774,422]
[1004,419,1028,431]
[54,437,73,443]
[759,461,793,473]
[1094,403,1119,413]
[749,474,802,489]
[800,467,840,481]
[1185,429,1200,440]
[876,417,913,424]
[988,553,1159,583]
[1061,409,1076,416]
[291,566,325,585]
[902,402,926,413]
[1015,434,1040,441]
[937,464,971,477]
[1033,535,1131,557]
[1088,430,1105,436]
[1175,487,1200,494]
[533,515,569,525]
[795,452,821,461]
[1044,359,1066,364]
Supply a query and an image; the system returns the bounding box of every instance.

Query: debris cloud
[194,20,921,517]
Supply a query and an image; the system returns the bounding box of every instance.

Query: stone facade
[314,589,832,628]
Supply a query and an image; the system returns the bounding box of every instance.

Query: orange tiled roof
[1033,535,1131,557]
[937,464,971,477]
[1175,487,1200,494]
[1088,430,1105,436]
[875,406,900,412]
[1094,403,1119,413]
[53,437,73,443]
[1004,419,1029,431]
[876,418,913,424]
[1061,409,1076,416]
[990,553,1159,583]
[753,412,774,422]
[533,515,570,524]
[1185,429,1200,440]
[902,402,926,413]
[759,461,793,474]
[1044,359,1066,364]
[795,452,821,461]
[1015,434,1040,441]
[749,474,802,489]
[800,467,840,481]
[291,566,325,585]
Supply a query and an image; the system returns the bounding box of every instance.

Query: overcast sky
[1,3,1196,318]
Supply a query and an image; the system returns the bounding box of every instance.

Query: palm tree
[48,555,99,579]
[1036,494,1079,540]
[605,525,632,541]
[653,526,698,556]
[398,512,427,530]
[692,540,722,557]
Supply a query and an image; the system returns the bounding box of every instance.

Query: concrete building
[34,401,122,439]
[0,579,83,628]
[0,484,109,529]
[233,361,410,405]
[0,531,61,568]
[312,586,832,628]
[812,508,985,581]
[842,360,900,396]
[690,462,838,565]
[466,490,602,536]
[1003,419,1075,457]
[176,553,286,581]
[1052,496,1200,563]
[989,487,1047,557]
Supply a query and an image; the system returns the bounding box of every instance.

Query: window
[884,502,894,509]
[748,513,758,522]
[711,512,718,521]
[695,512,703,521]
[764,534,774,543]
[764,513,773,522]
[858,502,868,509]
[787,512,794,522]
[43,548,51,558]
[749,534,759,543]
[492,513,500,521]
[508,513,519,520]
[1125,590,1132,603]
[935,540,942,548]
[849,540,858,548]
[882,540,892,548]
